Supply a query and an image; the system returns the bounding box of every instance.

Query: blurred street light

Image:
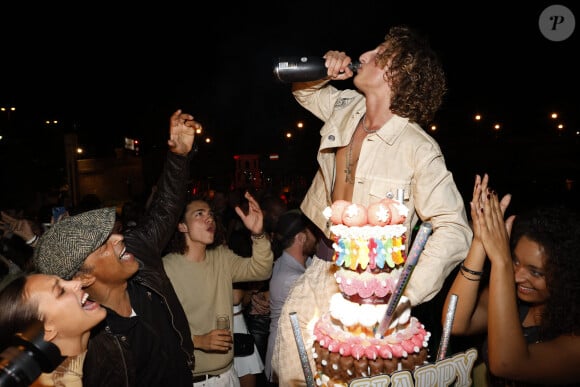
[0,106,16,120]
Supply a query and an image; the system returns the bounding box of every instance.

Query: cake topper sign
[347,348,478,387]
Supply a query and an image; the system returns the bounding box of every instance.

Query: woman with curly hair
[443,174,580,385]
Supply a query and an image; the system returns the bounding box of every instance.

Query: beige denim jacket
[296,80,472,305]
[272,81,472,386]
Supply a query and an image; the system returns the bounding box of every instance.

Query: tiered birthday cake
[312,199,430,386]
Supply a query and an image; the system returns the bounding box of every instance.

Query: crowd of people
[1,24,579,387]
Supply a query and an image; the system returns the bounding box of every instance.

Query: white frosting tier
[330,224,407,239]
[329,293,411,333]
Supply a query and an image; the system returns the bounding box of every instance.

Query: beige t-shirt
[33,351,86,387]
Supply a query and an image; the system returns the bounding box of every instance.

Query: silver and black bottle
[274,56,360,83]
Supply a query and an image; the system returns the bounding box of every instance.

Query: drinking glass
[216,315,230,330]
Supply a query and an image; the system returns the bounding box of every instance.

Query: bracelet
[460,261,484,276]
[26,235,38,245]
[459,269,481,281]
[251,232,266,240]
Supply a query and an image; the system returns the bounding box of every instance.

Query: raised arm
[124,110,199,266]
[443,174,511,335]
[443,174,490,335]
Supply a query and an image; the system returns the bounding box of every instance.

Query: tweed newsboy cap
[33,207,117,280]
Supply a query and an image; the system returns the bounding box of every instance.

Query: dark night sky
[0,1,578,208]
[2,2,578,140]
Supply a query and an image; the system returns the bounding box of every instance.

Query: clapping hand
[470,174,512,240]
[472,174,515,265]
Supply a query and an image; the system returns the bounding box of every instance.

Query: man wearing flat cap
[34,109,199,387]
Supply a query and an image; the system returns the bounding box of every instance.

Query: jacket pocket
[369,179,411,203]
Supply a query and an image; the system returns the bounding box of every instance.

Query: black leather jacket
[82,150,195,387]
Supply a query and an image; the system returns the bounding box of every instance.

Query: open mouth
[517,285,535,295]
[119,247,130,261]
[81,292,98,310]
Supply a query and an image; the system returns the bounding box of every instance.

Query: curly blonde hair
[377,25,446,126]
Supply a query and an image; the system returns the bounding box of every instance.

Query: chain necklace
[361,113,378,134]
[345,139,355,183]
[345,116,365,184]
[345,114,379,183]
